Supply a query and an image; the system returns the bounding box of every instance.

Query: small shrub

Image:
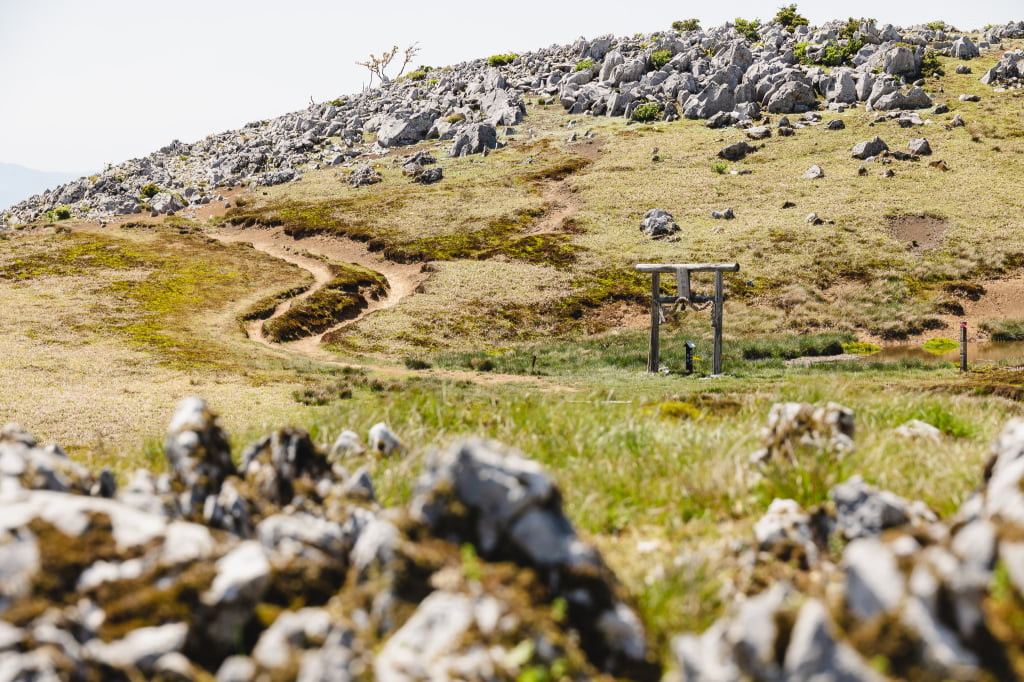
[574,58,595,72]
[650,49,673,70]
[733,17,762,42]
[925,20,948,32]
[444,112,466,124]
[404,69,429,81]
[49,206,72,221]
[487,54,517,67]
[468,357,495,372]
[839,16,872,38]
[920,50,944,78]
[632,102,661,122]
[773,4,809,31]
[403,357,432,370]
[293,380,353,405]
[672,19,701,32]
[711,161,728,174]
[328,98,346,107]
[140,183,160,199]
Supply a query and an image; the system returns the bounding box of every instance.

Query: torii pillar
[635,263,740,375]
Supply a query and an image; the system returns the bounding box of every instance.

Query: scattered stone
[956,65,973,75]
[802,165,825,179]
[750,402,854,466]
[450,123,498,157]
[718,141,756,161]
[858,165,869,176]
[805,213,823,225]
[348,164,382,187]
[895,419,942,442]
[826,119,845,130]
[754,498,821,566]
[958,93,981,102]
[640,208,680,238]
[367,422,403,457]
[831,475,938,541]
[934,103,950,114]
[781,201,796,209]
[882,168,896,178]
[745,126,771,140]
[851,136,888,160]
[908,138,932,155]
[929,159,950,171]
[412,166,443,184]
[710,208,735,220]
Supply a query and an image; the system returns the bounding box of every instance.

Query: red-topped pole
[960,321,968,372]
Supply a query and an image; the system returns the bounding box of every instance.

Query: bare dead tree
[356,43,420,87]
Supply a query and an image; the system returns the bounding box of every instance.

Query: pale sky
[1,0,1019,173]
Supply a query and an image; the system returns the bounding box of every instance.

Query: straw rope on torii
[635,263,740,375]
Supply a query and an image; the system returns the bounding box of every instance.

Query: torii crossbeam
[635,263,740,375]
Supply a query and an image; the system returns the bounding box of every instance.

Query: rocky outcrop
[1,17,1006,228]
[667,404,1024,682]
[0,398,660,680]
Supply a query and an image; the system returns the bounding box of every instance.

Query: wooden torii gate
[635,263,740,375]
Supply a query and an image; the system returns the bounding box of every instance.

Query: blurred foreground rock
[670,404,1024,682]
[0,398,659,680]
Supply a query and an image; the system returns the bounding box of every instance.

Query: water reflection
[872,342,1024,364]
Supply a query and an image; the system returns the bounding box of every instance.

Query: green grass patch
[922,337,959,353]
[981,318,1024,341]
[843,342,881,355]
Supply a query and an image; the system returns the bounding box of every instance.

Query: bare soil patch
[887,214,949,255]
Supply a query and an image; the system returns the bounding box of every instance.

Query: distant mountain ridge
[0,163,85,211]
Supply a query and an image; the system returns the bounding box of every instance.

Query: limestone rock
[851,136,889,159]
[449,123,498,157]
[640,208,679,238]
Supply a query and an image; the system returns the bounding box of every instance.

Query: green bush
[773,4,809,31]
[631,102,661,122]
[328,98,346,107]
[487,54,517,67]
[48,206,72,221]
[650,50,673,70]
[403,357,432,370]
[711,161,728,174]
[795,38,864,67]
[925,20,948,31]
[838,17,875,39]
[672,19,701,32]
[733,17,761,41]
[574,58,595,72]
[404,70,428,81]
[140,183,160,199]
[920,50,944,78]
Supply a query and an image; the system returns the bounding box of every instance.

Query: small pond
[872,341,1024,364]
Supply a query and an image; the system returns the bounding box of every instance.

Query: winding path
[210,225,427,361]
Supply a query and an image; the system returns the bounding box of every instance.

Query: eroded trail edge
[211,225,427,361]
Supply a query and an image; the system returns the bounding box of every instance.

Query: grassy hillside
[1,39,1023,665]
